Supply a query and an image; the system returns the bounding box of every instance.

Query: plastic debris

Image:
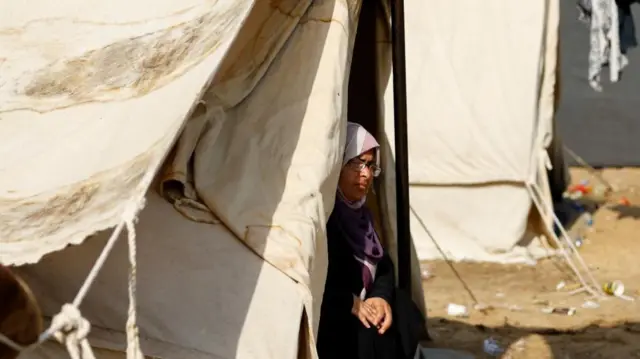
[603,280,635,301]
[420,269,433,280]
[603,280,625,296]
[420,264,434,281]
[447,303,469,317]
[592,184,608,197]
[581,300,600,309]
[574,237,584,248]
[584,213,593,226]
[619,197,631,206]
[541,307,576,316]
[564,190,583,200]
[568,183,592,196]
[556,281,566,291]
[483,338,504,356]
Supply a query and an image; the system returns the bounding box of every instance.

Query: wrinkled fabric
[0,0,254,266]
[157,1,364,357]
[2,1,366,359]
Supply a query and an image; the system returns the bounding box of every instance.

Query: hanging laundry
[617,0,638,54]
[577,0,628,91]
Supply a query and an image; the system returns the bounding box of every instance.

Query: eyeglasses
[346,158,382,177]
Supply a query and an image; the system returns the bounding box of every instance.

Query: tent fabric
[407,184,552,263]
[0,0,255,266]
[380,0,560,262]
[2,0,562,358]
[156,0,361,354]
[17,193,304,359]
[387,1,553,185]
[5,1,379,358]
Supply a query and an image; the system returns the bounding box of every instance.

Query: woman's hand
[351,295,378,328]
[364,297,392,334]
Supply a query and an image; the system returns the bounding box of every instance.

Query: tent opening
[345,0,429,323]
[347,0,387,245]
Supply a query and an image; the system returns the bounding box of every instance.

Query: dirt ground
[421,167,640,359]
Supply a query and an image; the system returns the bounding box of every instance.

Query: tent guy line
[0,149,170,358]
[0,195,138,359]
[525,182,603,298]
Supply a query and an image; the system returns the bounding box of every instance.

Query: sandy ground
[421,168,640,359]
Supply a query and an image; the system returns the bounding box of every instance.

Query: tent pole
[390,0,411,292]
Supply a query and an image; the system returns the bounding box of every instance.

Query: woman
[317,122,407,359]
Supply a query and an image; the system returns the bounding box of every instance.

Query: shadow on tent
[13,1,337,358]
[423,317,640,358]
[165,3,339,356]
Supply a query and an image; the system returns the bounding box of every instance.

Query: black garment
[617,0,638,54]
[317,211,420,359]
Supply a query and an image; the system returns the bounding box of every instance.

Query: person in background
[317,122,417,359]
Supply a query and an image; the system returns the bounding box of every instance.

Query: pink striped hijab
[342,122,381,169]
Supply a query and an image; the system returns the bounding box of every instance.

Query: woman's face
[338,149,376,202]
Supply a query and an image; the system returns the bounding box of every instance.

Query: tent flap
[0,0,255,266]
[8,0,365,358]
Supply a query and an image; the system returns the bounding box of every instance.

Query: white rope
[563,145,614,190]
[0,217,127,357]
[73,220,129,307]
[124,214,143,359]
[525,182,604,298]
[7,215,132,359]
[2,91,203,358]
[18,207,136,358]
[50,305,96,359]
[1,153,166,358]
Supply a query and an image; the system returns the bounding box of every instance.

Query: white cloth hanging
[578,0,628,91]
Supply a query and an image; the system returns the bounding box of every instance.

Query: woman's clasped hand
[351,295,393,334]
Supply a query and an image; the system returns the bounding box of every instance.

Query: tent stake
[391,0,411,292]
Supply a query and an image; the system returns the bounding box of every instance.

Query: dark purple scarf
[329,189,384,292]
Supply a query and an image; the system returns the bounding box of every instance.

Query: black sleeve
[321,230,356,317]
[321,288,354,317]
[368,252,395,303]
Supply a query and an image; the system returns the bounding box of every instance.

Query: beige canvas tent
[1,0,562,358]
[397,1,562,264]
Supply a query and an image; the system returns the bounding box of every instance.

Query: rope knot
[50,304,95,359]
[51,304,90,341]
